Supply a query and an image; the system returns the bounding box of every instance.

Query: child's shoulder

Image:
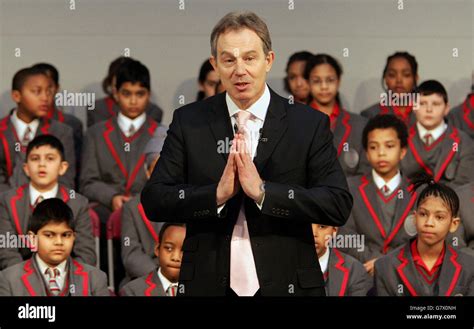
[360,103,380,117]
[71,259,106,278]
[332,248,365,269]
[1,259,31,277]
[85,120,109,136]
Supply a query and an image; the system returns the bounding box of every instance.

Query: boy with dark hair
[0,199,108,296]
[0,66,76,192]
[0,135,95,269]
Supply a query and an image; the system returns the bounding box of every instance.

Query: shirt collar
[410,238,445,277]
[371,169,401,194]
[157,267,177,293]
[318,247,331,274]
[226,84,270,122]
[117,112,147,136]
[29,183,59,206]
[35,253,68,278]
[11,109,40,139]
[416,121,447,142]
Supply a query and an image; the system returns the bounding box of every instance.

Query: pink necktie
[230,110,260,296]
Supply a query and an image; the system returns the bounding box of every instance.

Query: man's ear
[449,217,460,233]
[11,90,21,104]
[265,51,275,73]
[58,161,69,176]
[23,162,31,178]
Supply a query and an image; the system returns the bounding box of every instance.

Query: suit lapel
[21,258,47,296]
[144,270,166,296]
[327,249,349,296]
[207,93,234,165]
[437,245,462,296]
[253,89,288,173]
[360,176,388,239]
[433,125,459,181]
[396,243,425,296]
[10,184,31,235]
[69,258,89,296]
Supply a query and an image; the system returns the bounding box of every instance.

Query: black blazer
[141,88,353,296]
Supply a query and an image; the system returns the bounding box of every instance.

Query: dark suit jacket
[141,89,353,296]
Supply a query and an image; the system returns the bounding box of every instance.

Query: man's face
[12,74,54,118]
[114,82,150,119]
[29,221,75,267]
[210,28,274,110]
[155,225,186,283]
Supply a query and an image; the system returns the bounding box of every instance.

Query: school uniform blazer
[87,96,163,127]
[453,182,474,257]
[447,94,474,139]
[0,256,109,296]
[333,109,370,177]
[121,196,161,280]
[120,268,166,296]
[0,114,76,192]
[401,123,474,187]
[141,89,353,296]
[339,175,418,263]
[361,103,416,126]
[80,116,158,209]
[0,184,96,270]
[326,248,371,296]
[375,240,474,296]
[47,107,84,169]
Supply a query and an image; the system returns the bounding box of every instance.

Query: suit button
[221,276,228,285]
[225,235,231,241]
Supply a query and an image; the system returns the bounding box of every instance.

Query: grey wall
[0,0,472,126]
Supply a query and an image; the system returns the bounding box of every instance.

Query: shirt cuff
[255,193,265,210]
[217,203,226,215]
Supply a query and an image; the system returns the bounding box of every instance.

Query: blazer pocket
[296,268,324,289]
[179,263,195,281]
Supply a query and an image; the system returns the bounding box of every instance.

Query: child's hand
[112,195,131,211]
[364,258,378,276]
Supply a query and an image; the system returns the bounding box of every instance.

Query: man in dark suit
[141,11,353,296]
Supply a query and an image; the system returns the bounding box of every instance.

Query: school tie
[21,126,32,146]
[128,124,136,137]
[45,268,61,296]
[34,195,44,207]
[230,110,260,296]
[167,283,178,297]
[423,133,433,146]
[381,185,390,196]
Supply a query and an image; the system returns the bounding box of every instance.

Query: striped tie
[46,268,61,296]
[22,126,32,146]
[167,284,178,297]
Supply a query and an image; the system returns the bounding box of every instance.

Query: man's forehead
[217,29,262,54]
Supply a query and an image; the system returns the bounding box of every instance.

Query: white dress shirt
[29,183,59,206]
[372,169,402,195]
[35,253,68,292]
[10,109,40,142]
[117,112,147,137]
[217,85,271,213]
[318,247,330,275]
[157,267,178,296]
[416,121,447,143]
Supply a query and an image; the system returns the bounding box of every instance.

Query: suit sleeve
[0,271,12,296]
[91,269,110,296]
[348,259,372,296]
[374,258,390,296]
[71,198,96,266]
[58,125,76,189]
[141,109,219,222]
[0,201,23,269]
[121,203,157,278]
[80,129,120,208]
[262,115,353,226]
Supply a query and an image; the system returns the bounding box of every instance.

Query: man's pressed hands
[216,132,264,207]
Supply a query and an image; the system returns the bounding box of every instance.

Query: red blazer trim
[138,203,159,243]
[333,248,350,296]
